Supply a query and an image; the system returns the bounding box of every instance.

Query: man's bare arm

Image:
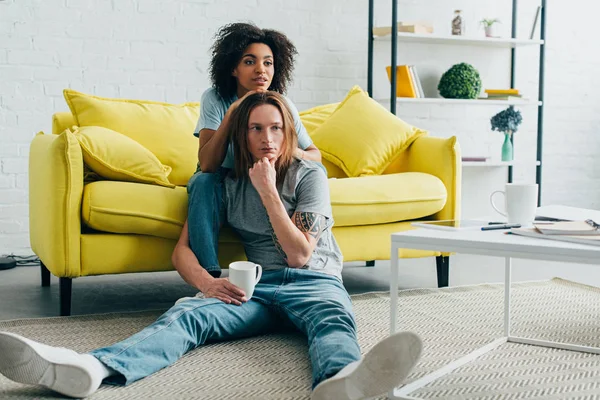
[171,220,216,291]
[172,220,246,304]
[293,212,326,242]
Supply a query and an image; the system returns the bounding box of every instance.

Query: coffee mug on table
[490,183,538,226]
[228,261,263,300]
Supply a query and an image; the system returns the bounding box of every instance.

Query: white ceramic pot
[485,25,497,37]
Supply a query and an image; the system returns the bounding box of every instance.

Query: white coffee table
[389,205,600,400]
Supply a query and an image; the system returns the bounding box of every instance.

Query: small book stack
[386,65,424,98]
[510,220,600,247]
[481,89,523,101]
[373,23,434,37]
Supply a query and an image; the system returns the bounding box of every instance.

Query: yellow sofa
[30,101,461,316]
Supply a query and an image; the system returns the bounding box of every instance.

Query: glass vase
[501,132,513,161]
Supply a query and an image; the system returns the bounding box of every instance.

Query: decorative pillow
[63,89,199,186]
[310,86,427,177]
[299,102,340,135]
[74,126,175,188]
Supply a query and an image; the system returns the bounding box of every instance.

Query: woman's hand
[249,157,277,196]
[228,89,266,115]
[199,277,247,306]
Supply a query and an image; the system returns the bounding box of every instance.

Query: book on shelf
[530,6,542,40]
[479,94,525,101]
[409,66,425,98]
[386,65,419,98]
[373,22,434,37]
[462,156,490,162]
[486,94,522,99]
[386,65,425,98]
[485,89,520,95]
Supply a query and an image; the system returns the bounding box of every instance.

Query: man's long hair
[229,91,298,183]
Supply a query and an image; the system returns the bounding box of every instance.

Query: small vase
[484,25,496,37]
[501,132,513,161]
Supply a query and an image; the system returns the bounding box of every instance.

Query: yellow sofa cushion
[81,172,445,239]
[63,89,199,186]
[311,86,427,177]
[74,126,175,188]
[299,102,340,135]
[82,181,188,240]
[299,103,346,179]
[329,172,447,227]
[81,181,245,244]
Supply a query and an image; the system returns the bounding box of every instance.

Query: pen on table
[481,223,521,231]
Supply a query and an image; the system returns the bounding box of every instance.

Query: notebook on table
[509,228,600,247]
[533,220,600,236]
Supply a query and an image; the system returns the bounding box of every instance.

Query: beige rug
[1,278,600,399]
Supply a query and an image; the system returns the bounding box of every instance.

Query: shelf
[377,97,542,106]
[462,161,541,168]
[373,31,544,48]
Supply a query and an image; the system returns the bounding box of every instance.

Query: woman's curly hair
[209,22,297,99]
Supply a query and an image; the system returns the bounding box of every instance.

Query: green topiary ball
[438,63,482,99]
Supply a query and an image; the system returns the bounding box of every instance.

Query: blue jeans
[89,269,360,389]
[186,168,229,277]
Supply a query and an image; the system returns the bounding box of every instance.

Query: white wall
[1,0,599,254]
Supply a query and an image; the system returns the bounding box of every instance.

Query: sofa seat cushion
[82,173,446,238]
[82,181,188,240]
[329,172,447,227]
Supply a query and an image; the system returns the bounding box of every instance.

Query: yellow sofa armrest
[402,136,462,221]
[29,132,84,278]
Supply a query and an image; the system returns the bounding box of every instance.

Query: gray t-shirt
[194,88,313,170]
[224,159,343,279]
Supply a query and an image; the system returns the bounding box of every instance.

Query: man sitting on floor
[0,92,422,399]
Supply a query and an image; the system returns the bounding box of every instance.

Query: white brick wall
[1,0,599,254]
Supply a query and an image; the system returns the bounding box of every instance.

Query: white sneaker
[0,331,102,398]
[312,331,422,400]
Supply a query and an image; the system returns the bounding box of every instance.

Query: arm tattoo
[294,212,325,241]
[271,229,287,261]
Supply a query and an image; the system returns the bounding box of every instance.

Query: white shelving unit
[462,160,541,168]
[366,0,547,205]
[373,31,544,48]
[376,97,542,106]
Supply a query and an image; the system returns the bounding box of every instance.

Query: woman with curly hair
[183,22,321,280]
[0,92,421,400]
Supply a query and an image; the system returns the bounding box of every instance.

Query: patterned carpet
[1,278,600,399]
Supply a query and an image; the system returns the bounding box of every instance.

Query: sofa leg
[366,260,375,267]
[40,261,50,287]
[436,256,449,288]
[59,278,72,316]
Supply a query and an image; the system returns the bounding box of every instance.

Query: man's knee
[187,171,221,196]
[313,300,356,330]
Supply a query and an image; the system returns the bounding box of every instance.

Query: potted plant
[490,105,523,161]
[437,63,482,99]
[480,18,501,37]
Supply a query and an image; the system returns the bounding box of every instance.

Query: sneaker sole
[312,331,423,400]
[0,332,94,398]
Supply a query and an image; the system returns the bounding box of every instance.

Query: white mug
[490,183,539,225]
[228,261,263,300]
